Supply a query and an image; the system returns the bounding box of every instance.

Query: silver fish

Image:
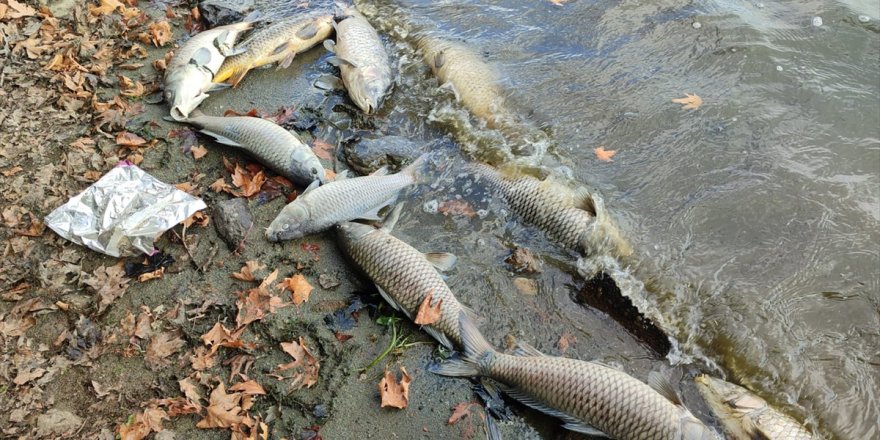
[695,375,815,440]
[164,14,258,120]
[183,112,325,186]
[335,214,467,349]
[325,7,392,114]
[431,313,720,440]
[266,155,426,241]
[470,163,632,258]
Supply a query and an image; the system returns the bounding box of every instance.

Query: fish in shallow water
[431,313,721,439]
[335,209,467,350]
[695,375,814,440]
[183,112,325,186]
[267,155,426,241]
[214,12,334,86]
[324,6,392,114]
[164,14,259,120]
[470,163,632,258]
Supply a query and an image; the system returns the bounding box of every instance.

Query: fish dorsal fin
[323,39,336,53]
[648,371,682,406]
[296,22,319,40]
[198,129,244,148]
[424,252,456,272]
[190,47,212,67]
[313,74,343,90]
[513,341,545,357]
[301,179,321,195]
[370,166,390,176]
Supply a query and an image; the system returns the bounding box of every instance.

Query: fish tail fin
[427,311,494,378]
[402,153,431,183]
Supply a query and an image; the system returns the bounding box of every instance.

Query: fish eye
[311,167,318,175]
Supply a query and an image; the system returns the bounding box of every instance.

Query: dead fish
[417,35,507,128]
[470,163,632,258]
[324,7,392,114]
[266,155,427,242]
[695,375,815,440]
[164,13,259,120]
[335,206,467,349]
[183,111,325,186]
[214,12,334,86]
[431,313,720,439]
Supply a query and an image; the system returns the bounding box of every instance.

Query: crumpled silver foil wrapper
[45,162,207,257]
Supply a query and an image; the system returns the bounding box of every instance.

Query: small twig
[232,223,253,255]
[171,227,202,272]
[200,243,218,272]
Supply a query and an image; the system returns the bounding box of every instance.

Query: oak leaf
[146,21,172,47]
[378,367,411,409]
[672,93,703,110]
[413,291,442,325]
[277,274,313,306]
[594,146,616,162]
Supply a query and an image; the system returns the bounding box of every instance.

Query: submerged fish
[470,163,632,258]
[431,313,720,439]
[266,155,426,242]
[183,112,325,186]
[214,13,334,86]
[164,14,258,120]
[324,7,392,114]
[335,210,467,349]
[695,375,814,440]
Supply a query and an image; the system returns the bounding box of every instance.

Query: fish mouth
[169,105,189,121]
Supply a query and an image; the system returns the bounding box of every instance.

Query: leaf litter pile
[0,1,446,438]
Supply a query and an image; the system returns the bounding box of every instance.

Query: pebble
[692,22,702,29]
[812,16,823,27]
[212,198,253,250]
[198,0,255,27]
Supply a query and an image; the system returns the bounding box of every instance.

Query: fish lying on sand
[164,13,259,120]
[470,163,632,258]
[182,111,325,186]
[324,6,392,114]
[335,207,467,350]
[214,12,334,86]
[695,375,814,440]
[266,155,427,242]
[431,313,720,439]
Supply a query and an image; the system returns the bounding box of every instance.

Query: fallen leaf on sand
[236,270,288,327]
[672,93,703,110]
[229,380,266,395]
[594,146,616,162]
[200,322,248,354]
[277,274,313,306]
[6,0,37,18]
[137,267,164,282]
[379,367,411,409]
[413,291,442,325]
[232,261,266,282]
[231,165,265,197]
[118,412,153,440]
[448,402,479,425]
[275,337,320,391]
[311,139,335,161]
[82,264,130,314]
[191,145,208,160]
[146,21,172,47]
[89,0,124,16]
[197,383,244,429]
[179,378,204,405]
[116,131,147,147]
[210,177,232,193]
[145,331,186,369]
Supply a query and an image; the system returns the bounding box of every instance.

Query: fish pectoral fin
[313,74,343,90]
[427,354,478,377]
[328,55,357,68]
[379,203,404,233]
[375,284,408,316]
[198,129,243,148]
[424,252,457,272]
[296,22,320,40]
[190,47,213,67]
[204,82,231,93]
[561,423,610,438]
[421,325,454,350]
[512,341,545,357]
[647,371,683,406]
[356,203,388,221]
[222,45,248,57]
[278,51,297,70]
[271,40,294,57]
[323,39,336,53]
[301,179,321,195]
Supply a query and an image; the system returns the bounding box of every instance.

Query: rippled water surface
[342,0,879,438]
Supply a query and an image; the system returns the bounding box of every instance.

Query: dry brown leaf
[119,76,145,97]
[145,331,185,369]
[311,139,335,161]
[448,402,479,425]
[146,21,172,47]
[210,177,232,193]
[229,380,266,395]
[191,145,208,160]
[200,322,248,354]
[672,93,703,110]
[179,377,204,405]
[557,332,576,354]
[438,200,476,218]
[118,413,151,440]
[190,346,215,370]
[82,264,130,314]
[5,0,37,18]
[231,165,265,197]
[232,261,265,282]
[0,4,7,19]
[2,166,23,177]
[275,337,320,391]
[89,0,124,16]
[116,131,147,148]
[182,211,210,228]
[197,383,244,429]
[594,146,616,162]
[236,270,288,327]
[378,367,411,409]
[277,274,313,306]
[413,291,442,325]
[138,267,164,282]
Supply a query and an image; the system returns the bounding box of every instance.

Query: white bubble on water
[858,15,871,23]
[776,65,784,71]
[812,16,823,27]
[423,199,439,214]
[692,22,702,29]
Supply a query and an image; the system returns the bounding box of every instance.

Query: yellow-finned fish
[214,12,334,86]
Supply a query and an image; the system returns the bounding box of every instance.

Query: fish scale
[336,221,466,349]
[183,114,324,186]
